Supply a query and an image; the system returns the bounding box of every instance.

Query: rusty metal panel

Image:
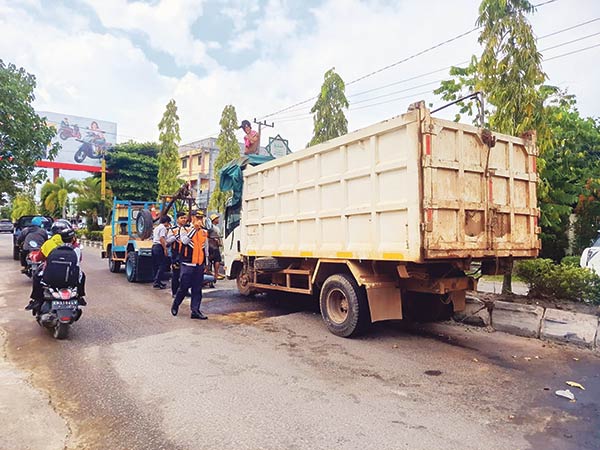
[421,111,538,260]
[365,285,403,322]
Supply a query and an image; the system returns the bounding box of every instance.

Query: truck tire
[136,210,154,240]
[125,252,139,282]
[236,270,255,297]
[108,247,121,273]
[254,257,284,272]
[320,273,371,338]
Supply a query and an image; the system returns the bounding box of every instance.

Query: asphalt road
[0,234,598,450]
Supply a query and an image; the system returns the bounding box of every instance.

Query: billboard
[38,111,117,170]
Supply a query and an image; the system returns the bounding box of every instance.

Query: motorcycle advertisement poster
[38,111,117,167]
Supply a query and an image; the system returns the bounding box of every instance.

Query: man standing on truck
[241,120,259,155]
[170,210,208,320]
[152,215,171,289]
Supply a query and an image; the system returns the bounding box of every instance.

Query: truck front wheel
[320,273,371,338]
[125,252,138,282]
[236,270,255,297]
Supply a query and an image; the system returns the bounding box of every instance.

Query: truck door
[419,109,539,260]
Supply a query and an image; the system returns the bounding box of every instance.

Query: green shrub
[86,231,103,242]
[515,258,600,304]
[75,228,86,239]
[560,256,581,267]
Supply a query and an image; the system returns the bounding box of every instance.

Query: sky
[1,0,600,154]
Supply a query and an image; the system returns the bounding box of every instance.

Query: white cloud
[82,0,216,68]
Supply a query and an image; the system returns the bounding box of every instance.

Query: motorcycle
[23,249,43,278]
[35,283,82,340]
[59,123,81,140]
[74,133,109,163]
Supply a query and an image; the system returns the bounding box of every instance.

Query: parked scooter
[59,123,81,140]
[74,133,109,163]
[35,283,82,339]
[23,249,43,278]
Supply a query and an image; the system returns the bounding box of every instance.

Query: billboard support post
[101,157,106,201]
[53,168,60,182]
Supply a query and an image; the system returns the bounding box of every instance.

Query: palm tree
[42,177,79,219]
[76,177,112,230]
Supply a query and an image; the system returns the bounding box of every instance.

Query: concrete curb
[80,239,102,249]
[456,296,600,353]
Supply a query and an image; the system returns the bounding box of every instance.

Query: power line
[346,63,469,98]
[345,28,479,88]
[267,16,596,122]
[539,31,600,52]
[544,42,600,61]
[350,79,444,106]
[257,0,561,122]
[276,41,599,126]
[537,17,600,39]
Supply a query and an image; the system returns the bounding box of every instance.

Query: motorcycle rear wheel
[53,322,69,340]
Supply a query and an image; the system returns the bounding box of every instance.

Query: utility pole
[253,118,274,153]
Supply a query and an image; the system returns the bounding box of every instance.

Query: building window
[197,154,202,167]
[182,158,188,169]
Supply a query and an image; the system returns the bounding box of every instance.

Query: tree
[435,0,546,293]
[308,68,349,147]
[157,99,181,200]
[209,105,240,213]
[105,141,159,201]
[76,177,113,231]
[0,60,59,197]
[11,192,36,221]
[537,94,600,260]
[41,177,78,219]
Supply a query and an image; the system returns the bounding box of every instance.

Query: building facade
[178,137,268,209]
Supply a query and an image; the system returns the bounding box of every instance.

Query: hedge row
[515,258,600,305]
[76,229,103,242]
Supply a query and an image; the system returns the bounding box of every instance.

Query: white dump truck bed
[241,104,539,263]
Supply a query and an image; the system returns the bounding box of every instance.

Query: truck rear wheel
[320,273,371,337]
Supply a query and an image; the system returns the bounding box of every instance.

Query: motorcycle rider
[25,227,87,312]
[17,216,49,272]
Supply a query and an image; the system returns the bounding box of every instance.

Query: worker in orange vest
[170,210,208,319]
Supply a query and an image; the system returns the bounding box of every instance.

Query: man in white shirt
[152,215,171,289]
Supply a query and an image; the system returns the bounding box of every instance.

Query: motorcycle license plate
[51,300,78,310]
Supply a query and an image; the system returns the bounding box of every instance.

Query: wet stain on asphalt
[424,370,442,376]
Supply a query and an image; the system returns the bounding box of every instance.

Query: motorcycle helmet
[50,219,72,236]
[31,216,43,227]
[59,228,76,243]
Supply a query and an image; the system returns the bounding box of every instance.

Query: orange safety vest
[180,228,207,265]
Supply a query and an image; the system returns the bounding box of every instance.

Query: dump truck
[223,102,539,337]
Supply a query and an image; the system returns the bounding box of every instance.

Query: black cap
[240,119,251,129]
[176,211,187,218]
